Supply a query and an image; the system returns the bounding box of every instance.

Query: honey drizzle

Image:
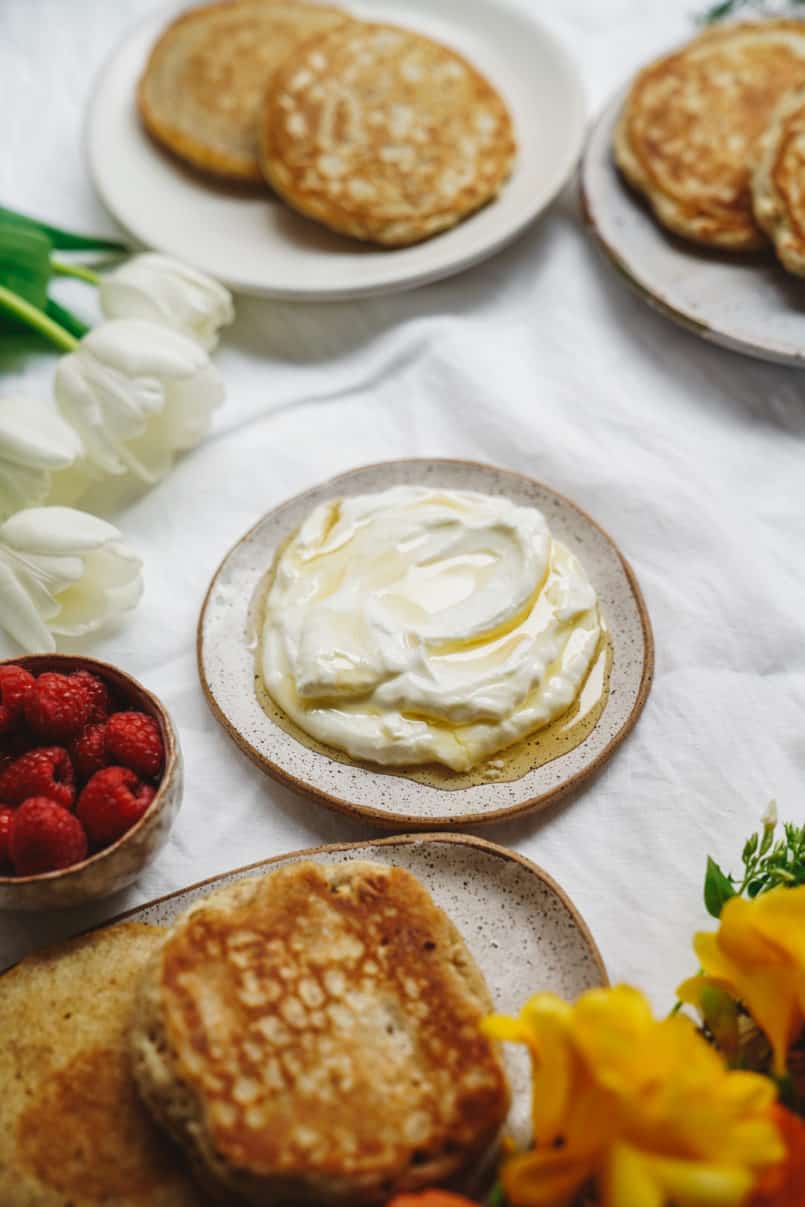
[249,563,611,792]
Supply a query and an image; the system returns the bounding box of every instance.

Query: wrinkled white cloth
[0,0,803,1014]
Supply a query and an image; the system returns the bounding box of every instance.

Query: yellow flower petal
[603,1144,664,1207]
[606,1144,757,1207]
[502,1148,594,1207]
[687,893,805,1077]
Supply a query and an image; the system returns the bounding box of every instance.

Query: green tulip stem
[0,282,79,351]
[50,257,101,286]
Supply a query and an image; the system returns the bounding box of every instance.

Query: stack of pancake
[0,861,510,1205]
[614,20,805,277]
[138,0,516,247]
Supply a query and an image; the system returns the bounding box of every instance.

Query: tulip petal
[83,318,210,380]
[0,397,82,469]
[99,253,233,351]
[0,558,55,652]
[0,507,121,555]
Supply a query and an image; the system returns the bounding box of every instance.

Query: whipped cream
[261,486,602,771]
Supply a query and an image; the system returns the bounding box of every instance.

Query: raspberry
[25,673,92,744]
[77,766,155,847]
[0,807,13,867]
[104,712,164,780]
[70,670,110,723]
[0,665,35,735]
[71,723,108,782]
[9,798,87,875]
[0,747,76,809]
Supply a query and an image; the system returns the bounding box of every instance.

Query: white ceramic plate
[86,0,585,300]
[107,832,608,1147]
[197,460,654,828]
[581,89,805,367]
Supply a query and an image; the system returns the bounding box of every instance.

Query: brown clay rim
[84,831,610,989]
[197,459,654,829]
[0,654,178,887]
[578,89,805,369]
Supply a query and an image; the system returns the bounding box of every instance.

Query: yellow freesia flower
[678,885,805,1076]
[483,985,782,1207]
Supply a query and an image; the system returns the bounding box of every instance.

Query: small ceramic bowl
[0,654,182,911]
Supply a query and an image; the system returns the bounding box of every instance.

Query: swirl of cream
[262,487,602,771]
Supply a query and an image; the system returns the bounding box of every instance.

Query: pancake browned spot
[138,0,349,182]
[131,861,510,1205]
[753,85,805,274]
[0,923,200,1207]
[260,22,516,245]
[614,21,805,250]
[17,1047,179,1200]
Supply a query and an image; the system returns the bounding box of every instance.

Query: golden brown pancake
[260,22,516,245]
[753,85,805,274]
[138,0,349,182]
[131,861,510,1205]
[0,924,200,1207]
[614,21,805,250]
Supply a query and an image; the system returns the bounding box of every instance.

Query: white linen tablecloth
[0,0,803,1013]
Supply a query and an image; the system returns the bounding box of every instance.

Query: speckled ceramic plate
[198,460,653,828]
[581,89,805,367]
[103,832,608,1147]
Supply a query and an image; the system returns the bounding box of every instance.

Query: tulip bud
[0,506,143,652]
[54,319,225,486]
[0,397,83,519]
[99,254,234,350]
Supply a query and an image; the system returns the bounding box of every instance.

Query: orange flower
[747,1105,805,1207]
[386,1195,481,1207]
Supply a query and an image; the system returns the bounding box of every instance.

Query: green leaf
[702,0,739,21]
[742,832,758,863]
[45,296,90,340]
[0,217,52,332]
[0,204,127,253]
[704,856,736,918]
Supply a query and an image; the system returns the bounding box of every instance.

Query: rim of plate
[84,0,586,300]
[90,832,609,988]
[197,459,654,828]
[580,87,805,368]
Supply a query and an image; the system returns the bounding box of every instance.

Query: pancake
[753,85,805,274]
[0,923,200,1207]
[138,0,349,182]
[130,861,510,1205]
[260,22,516,245]
[614,21,805,250]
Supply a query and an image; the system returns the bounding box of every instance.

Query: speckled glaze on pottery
[581,88,805,367]
[198,460,653,828]
[105,832,608,1146]
[0,655,183,911]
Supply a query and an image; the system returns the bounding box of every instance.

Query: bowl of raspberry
[0,655,182,909]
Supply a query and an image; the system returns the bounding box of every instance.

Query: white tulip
[0,397,84,519]
[54,319,225,485]
[99,253,234,350]
[0,507,143,653]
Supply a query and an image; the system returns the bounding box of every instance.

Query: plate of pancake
[86,0,585,299]
[0,834,606,1205]
[197,459,654,829]
[581,20,805,366]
